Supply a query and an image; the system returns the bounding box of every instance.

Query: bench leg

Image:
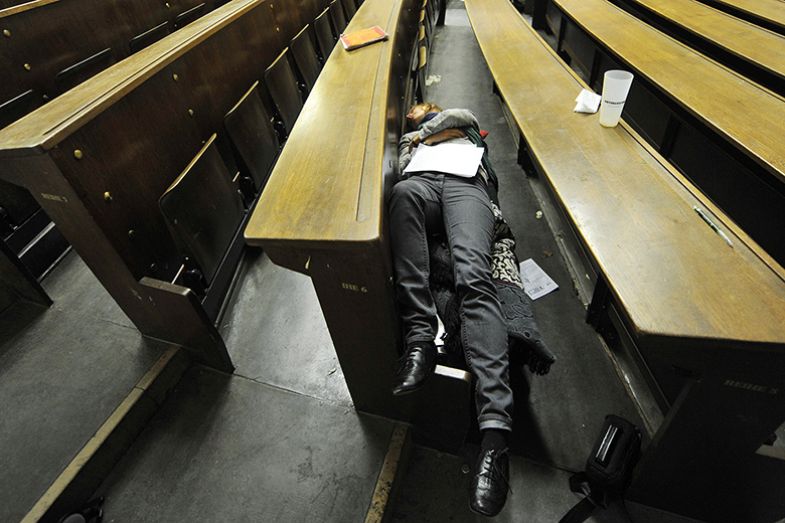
[2,155,234,373]
[436,0,446,26]
[517,133,537,176]
[586,276,616,344]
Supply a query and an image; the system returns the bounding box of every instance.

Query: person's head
[406,102,442,128]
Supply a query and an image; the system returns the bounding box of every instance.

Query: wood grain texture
[629,0,785,82]
[554,0,785,187]
[0,0,261,155]
[709,0,785,32]
[245,0,400,246]
[0,0,230,129]
[465,0,785,345]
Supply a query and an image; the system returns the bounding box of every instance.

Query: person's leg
[388,174,444,395]
[441,176,513,432]
[442,175,513,517]
[388,175,443,345]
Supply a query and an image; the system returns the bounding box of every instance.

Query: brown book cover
[340,25,388,51]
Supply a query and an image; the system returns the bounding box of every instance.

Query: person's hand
[409,134,422,151]
[423,128,465,146]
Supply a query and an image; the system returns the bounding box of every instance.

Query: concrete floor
[0,253,166,522]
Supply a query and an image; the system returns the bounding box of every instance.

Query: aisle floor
[0,253,166,522]
[389,1,639,520]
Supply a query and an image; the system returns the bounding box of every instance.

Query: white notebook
[403,143,485,178]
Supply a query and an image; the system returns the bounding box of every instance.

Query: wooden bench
[245,0,473,451]
[698,0,785,36]
[610,0,785,95]
[0,0,332,371]
[466,0,785,520]
[537,0,785,270]
[0,0,235,307]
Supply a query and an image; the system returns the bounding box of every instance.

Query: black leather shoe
[469,448,510,517]
[391,344,436,396]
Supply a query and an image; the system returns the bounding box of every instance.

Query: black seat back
[340,0,357,20]
[55,48,115,93]
[264,48,304,137]
[329,0,347,35]
[130,21,171,53]
[224,82,280,191]
[159,134,245,285]
[314,8,336,60]
[289,25,322,94]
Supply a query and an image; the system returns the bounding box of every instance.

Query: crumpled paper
[573,88,602,114]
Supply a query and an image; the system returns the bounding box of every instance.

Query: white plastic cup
[599,70,634,127]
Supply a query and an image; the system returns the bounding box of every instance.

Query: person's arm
[416,108,479,140]
[398,130,419,172]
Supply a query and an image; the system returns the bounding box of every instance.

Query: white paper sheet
[519,258,559,300]
[403,143,485,178]
[574,88,602,114]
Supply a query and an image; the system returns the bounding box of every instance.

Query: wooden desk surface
[0,0,260,157]
[709,0,785,32]
[0,0,58,17]
[244,0,400,247]
[630,0,785,82]
[466,0,785,346]
[553,0,785,188]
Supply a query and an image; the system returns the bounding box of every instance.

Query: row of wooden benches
[0,0,353,278]
[0,0,367,366]
[0,0,446,385]
[0,0,250,312]
[472,0,785,521]
[530,0,785,270]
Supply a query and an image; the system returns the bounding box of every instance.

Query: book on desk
[340,26,388,51]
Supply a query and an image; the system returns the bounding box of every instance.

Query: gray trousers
[389,172,513,432]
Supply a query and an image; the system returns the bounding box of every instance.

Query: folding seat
[340,0,357,20]
[159,134,245,289]
[314,8,336,61]
[54,48,114,93]
[129,21,171,53]
[289,24,323,94]
[224,81,281,193]
[174,2,206,29]
[328,0,347,36]
[263,48,304,138]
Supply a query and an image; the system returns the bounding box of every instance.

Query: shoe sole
[468,502,503,518]
[391,367,436,396]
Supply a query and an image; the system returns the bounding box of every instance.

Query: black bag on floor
[559,415,642,523]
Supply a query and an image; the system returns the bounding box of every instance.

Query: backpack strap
[559,471,600,523]
[558,497,597,523]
